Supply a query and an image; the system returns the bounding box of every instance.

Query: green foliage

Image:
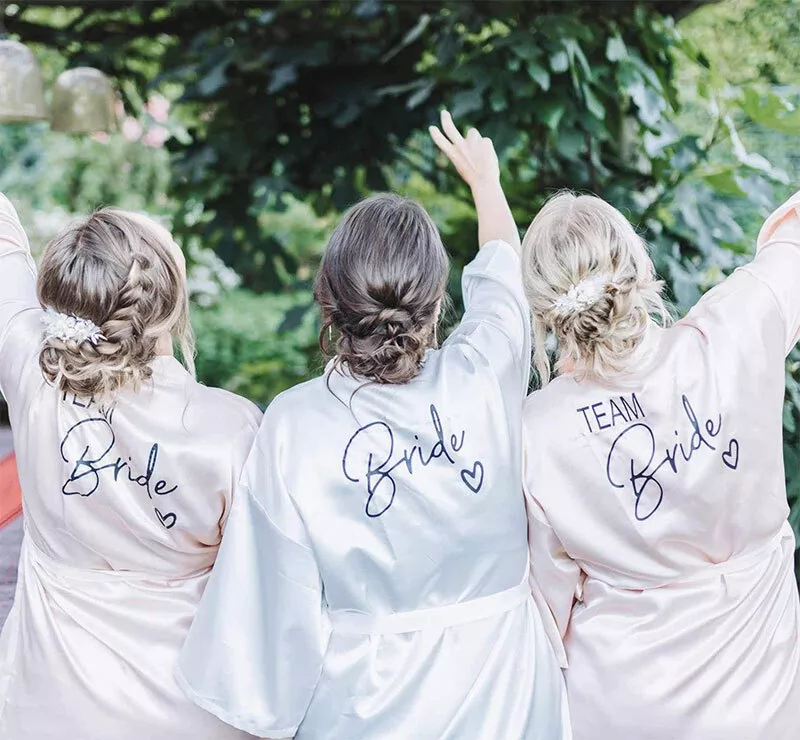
[0,122,172,251]
[5,127,169,211]
[192,288,320,406]
[8,0,708,280]
[680,0,800,86]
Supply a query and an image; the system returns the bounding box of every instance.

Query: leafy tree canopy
[8,0,725,287]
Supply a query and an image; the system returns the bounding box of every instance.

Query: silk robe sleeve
[0,193,40,401]
[680,190,800,364]
[522,453,577,670]
[177,411,329,739]
[749,190,800,353]
[525,495,581,637]
[444,239,532,398]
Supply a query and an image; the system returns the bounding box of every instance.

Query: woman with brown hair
[177,112,571,739]
[0,202,261,739]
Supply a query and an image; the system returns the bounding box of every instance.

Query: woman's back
[179,127,572,739]
[523,193,800,740]
[0,195,261,740]
[268,248,531,616]
[7,333,258,576]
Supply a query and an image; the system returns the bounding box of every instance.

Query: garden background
[2,0,800,571]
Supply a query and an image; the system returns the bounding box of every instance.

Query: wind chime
[0,4,116,133]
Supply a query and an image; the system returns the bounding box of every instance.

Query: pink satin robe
[523,192,800,740]
[0,194,262,740]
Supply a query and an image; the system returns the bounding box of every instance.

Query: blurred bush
[192,289,320,406]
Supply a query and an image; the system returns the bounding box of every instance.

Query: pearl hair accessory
[41,307,105,345]
[553,274,612,316]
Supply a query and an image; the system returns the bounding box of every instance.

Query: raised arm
[749,190,800,352]
[429,110,530,398]
[0,193,40,399]
[0,193,37,327]
[429,110,520,253]
[680,189,800,376]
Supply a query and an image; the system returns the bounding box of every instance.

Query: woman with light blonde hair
[521,191,800,739]
[0,197,261,740]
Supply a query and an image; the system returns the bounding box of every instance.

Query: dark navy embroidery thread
[722,438,739,470]
[59,415,179,529]
[605,394,730,521]
[460,461,484,493]
[155,508,177,530]
[342,404,483,517]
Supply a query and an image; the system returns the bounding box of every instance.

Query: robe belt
[588,522,794,593]
[664,523,794,586]
[23,528,212,584]
[329,574,531,635]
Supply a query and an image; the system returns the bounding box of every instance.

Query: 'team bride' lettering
[577,393,645,435]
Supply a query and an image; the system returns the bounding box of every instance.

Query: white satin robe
[0,194,262,740]
[178,239,571,739]
[523,193,800,740]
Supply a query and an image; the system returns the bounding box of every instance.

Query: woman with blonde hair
[0,197,261,739]
[521,191,800,739]
[177,112,571,740]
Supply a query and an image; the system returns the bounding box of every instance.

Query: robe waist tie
[23,528,212,584]
[667,523,794,586]
[587,523,795,594]
[329,572,531,636]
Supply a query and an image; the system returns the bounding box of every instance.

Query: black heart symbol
[155,508,177,530]
[722,438,739,470]
[460,461,484,494]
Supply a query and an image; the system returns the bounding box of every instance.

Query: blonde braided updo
[522,192,671,386]
[37,208,194,399]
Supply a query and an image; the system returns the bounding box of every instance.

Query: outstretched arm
[0,193,37,324]
[430,110,531,398]
[0,194,39,399]
[429,110,520,253]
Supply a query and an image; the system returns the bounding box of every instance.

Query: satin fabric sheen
[0,195,262,739]
[523,192,800,740]
[178,240,571,739]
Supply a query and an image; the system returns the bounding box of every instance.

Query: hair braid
[38,209,194,399]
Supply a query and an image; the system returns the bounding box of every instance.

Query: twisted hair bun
[547,274,658,379]
[38,209,194,399]
[522,192,671,385]
[314,194,449,385]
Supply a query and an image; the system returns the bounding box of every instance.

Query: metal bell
[51,67,117,134]
[0,39,47,123]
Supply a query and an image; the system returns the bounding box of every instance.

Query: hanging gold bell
[51,67,117,134]
[0,39,47,123]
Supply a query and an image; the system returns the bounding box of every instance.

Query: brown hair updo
[314,193,449,384]
[38,208,194,399]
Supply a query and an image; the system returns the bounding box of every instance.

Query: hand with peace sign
[428,110,500,193]
[429,110,520,252]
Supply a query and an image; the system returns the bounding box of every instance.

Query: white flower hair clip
[553,274,612,316]
[41,307,105,346]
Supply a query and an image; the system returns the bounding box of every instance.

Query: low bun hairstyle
[37,209,194,399]
[314,193,449,385]
[522,192,671,386]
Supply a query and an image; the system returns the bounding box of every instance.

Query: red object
[0,453,22,528]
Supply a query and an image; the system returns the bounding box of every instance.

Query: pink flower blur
[146,95,170,123]
[122,117,143,141]
[142,126,169,148]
